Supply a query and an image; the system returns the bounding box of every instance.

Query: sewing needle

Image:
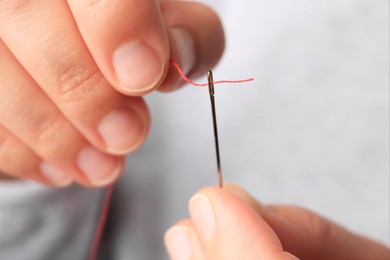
[208,71,223,188]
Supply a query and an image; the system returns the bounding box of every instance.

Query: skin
[0,0,224,187]
[165,183,390,260]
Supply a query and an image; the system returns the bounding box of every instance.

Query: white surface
[110,1,389,259]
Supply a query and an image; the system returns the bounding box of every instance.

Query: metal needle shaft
[208,71,223,188]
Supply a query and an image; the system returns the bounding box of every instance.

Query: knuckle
[0,128,37,173]
[80,0,105,9]
[0,0,38,15]
[75,0,115,19]
[32,115,69,158]
[56,65,103,106]
[32,114,83,161]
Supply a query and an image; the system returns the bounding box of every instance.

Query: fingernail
[113,41,164,92]
[40,162,73,187]
[77,146,121,186]
[98,108,146,154]
[164,226,191,260]
[189,194,215,242]
[171,27,196,75]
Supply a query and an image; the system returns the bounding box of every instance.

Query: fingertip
[158,1,225,92]
[193,184,260,210]
[192,186,222,197]
[170,28,196,78]
[112,40,166,95]
[77,148,124,187]
[39,162,73,187]
[189,185,287,258]
[164,225,192,260]
[97,105,150,155]
[223,182,251,201]
[161,1,225,71]
[165,218,208,260]
[68,0,170,97]
[223,183,272,216]
[188,194,215,242]
[157,27,196,93]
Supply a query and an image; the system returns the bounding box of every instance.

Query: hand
[0,1,224,187]
[165,184,390,260]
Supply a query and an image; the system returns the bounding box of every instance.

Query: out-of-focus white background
[110,1,389,259]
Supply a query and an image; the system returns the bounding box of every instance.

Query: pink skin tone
[0,1,224,187]
[165,183,390,260]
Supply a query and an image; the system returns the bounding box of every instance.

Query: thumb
[165,186,298,260]
[224,183,390,260]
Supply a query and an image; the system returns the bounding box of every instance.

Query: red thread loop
[170,60,254,87]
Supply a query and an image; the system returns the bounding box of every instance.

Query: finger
[188,187,298,260]
[268,206,390,260]
[0,40,122,187]
[164,219,206,260]
[0,1,150,155]
[224,183,390,260]
[67,0,224,95]
[0,124,71,187]
[159,1,225,92]
[67,0,169,95]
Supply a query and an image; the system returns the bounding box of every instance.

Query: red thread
[88,186,114,260]
[170,60,254,86]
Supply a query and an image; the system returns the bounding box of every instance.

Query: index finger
[67,0,169,95]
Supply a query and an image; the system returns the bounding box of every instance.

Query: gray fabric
[0,182,104,260]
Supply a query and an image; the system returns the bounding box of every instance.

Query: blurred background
[108,1,389,259]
